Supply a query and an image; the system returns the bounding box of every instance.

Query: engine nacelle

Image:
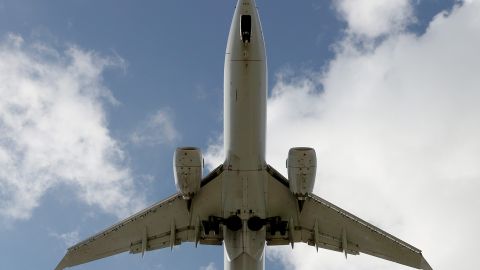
[287,147,317,198]
[174,147,203,199]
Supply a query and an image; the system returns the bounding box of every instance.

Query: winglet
[55,252,69,270]
[421,256,433,270]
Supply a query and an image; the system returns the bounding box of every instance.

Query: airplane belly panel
[224,60,266,170]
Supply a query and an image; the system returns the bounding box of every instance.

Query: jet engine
[287,147,316,199]
[173,147,203,199]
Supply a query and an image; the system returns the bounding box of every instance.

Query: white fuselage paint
[223,0,268,269]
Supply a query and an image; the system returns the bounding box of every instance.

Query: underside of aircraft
[56,0,432,269]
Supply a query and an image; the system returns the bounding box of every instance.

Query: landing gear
[202,215,288,236]
[202,215,243,235]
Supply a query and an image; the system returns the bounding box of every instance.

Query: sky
[0,0,479,269]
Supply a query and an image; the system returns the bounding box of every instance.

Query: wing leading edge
[265,165,432,270]
[55,165,225,270]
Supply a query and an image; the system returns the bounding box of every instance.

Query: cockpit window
[241,15,251,43]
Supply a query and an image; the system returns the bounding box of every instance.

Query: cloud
[334,0,414,39]
[0,33,145,222]
[130,108,179,146]
[49,230,80,247]
[207,1,480,269]
[204,135,224,171]
[199,262,217,270]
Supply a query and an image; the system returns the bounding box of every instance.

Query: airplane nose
[236,0,259,45]
[237,0,257,16]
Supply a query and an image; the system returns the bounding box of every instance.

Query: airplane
[56,0,433,269]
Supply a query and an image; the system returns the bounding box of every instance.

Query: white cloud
[204,135,224,171]
[199,262,217,270]
[334,0,414,39]
[208,1,480,269]
[130,108,179,146]
[50,230,80,247]
[0,33,145,222]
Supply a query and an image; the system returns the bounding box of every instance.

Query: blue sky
[1,0,479,270]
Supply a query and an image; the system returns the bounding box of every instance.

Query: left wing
[56,166,224,270]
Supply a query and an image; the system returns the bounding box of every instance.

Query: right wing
[56,165,225,270]
[297,193,432,269]
[265,165,432,270]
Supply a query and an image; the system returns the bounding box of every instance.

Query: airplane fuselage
[224,0,267,171]
[223,0,268,269]
[56,2,432,270]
